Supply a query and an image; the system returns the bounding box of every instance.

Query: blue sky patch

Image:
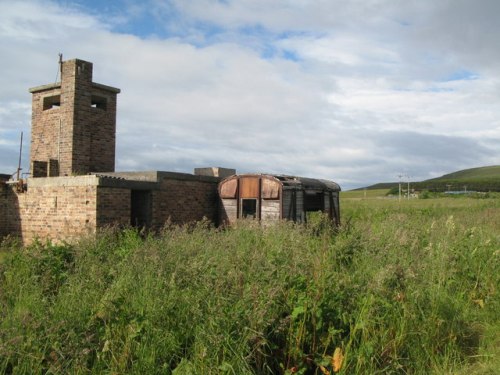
[442,70,479,82]
[282,50,300,62]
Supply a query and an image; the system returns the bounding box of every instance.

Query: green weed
[0,198,498,374]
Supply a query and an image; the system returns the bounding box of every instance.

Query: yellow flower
[473,299,485,308]
[319,365,331,375]
[332,347,344,373]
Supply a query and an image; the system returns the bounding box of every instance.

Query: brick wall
[0,183,7,238]
[30,85,69,176]
[96,187,130,228]
[0,186,15,239]
[152,177,219,226]
[4,179,98,244]
[70,60,118,174]
[2,177,135,245]
[87,85,118,173]
[1,172,222,244]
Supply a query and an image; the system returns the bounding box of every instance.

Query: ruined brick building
[0,58,340,244]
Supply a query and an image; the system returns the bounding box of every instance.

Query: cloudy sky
[1,0,499,189]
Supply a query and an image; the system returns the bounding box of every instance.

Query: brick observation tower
[29,58,120,177]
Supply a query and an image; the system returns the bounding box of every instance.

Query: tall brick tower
[29,58,120,177]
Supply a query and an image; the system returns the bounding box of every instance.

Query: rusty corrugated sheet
[220,178,238,198]
[261,178,280,199]
[239,177,260,198]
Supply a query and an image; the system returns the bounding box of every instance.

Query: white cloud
[0,0,499,189]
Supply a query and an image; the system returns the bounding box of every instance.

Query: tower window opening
[43,95,61,110]
[91,95,107,110]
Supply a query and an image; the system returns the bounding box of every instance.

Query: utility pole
[398,173,403,202]
[407,175,410,200]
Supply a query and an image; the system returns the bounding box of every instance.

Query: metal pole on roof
[54,53,63,83]
[17,131,23,181]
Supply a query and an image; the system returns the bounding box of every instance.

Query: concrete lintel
[28,175,100,187]
[29,82,119,95]
[29,83,61,93]
[157,171,221,183]
[194,167,236,178]
[92,82,121,94]
[27,175,157,190]
[105,171,221,183]
[99,171,160,182]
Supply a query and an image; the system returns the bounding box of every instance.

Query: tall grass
[0,198,498,374]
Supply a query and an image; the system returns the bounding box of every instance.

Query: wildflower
[445,215,455,231]
[319,364,331,374]
[473,299,485,308]
[394,292,405,302]
[332,347,344,372]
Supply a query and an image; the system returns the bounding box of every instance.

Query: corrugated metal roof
[276,175,341,191]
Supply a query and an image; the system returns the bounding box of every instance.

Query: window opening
[241,199,257,219]
[304,191,324,212]
[43,95,61,110]
[91,95,107,110]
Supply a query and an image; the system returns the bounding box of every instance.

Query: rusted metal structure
[218,174,341,225]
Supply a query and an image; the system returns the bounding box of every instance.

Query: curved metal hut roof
[220,174,341,192]
[274,175,341,192]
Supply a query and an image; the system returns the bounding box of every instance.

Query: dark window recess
[43,95,61,110]
[241,199,257,219]
[32,160,48,177]
[131,190,152,228]
[304,192,324,212]
[91,95,107,110]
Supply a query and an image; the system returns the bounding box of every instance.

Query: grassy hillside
[429,165,500,180]
[1,199,499,374]
[352,182,399,191]
[360,166,500,193]
[412,165,500,192]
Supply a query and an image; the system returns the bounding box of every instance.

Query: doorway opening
[241,199,258,219]
[131,190,152,228]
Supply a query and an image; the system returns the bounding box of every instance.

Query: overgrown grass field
[1,197,499,374]
[340,188,390,199]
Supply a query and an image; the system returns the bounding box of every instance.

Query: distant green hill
[426,165,500,181]
[415,165,500,192]
[352,182,399,191]
[359,166,500,193]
